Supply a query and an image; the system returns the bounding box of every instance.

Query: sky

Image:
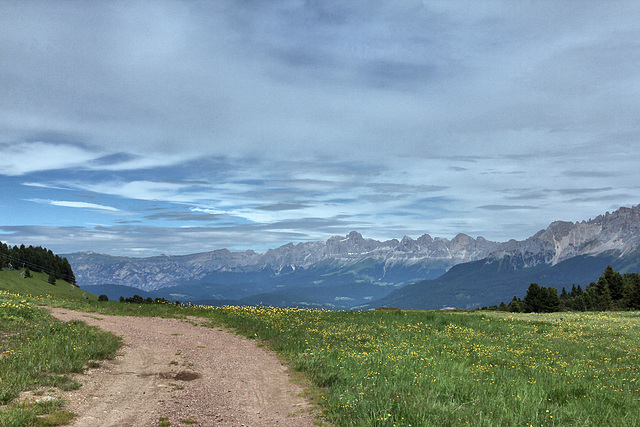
[1,1,639,257]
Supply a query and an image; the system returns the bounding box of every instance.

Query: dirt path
[47,308,320,427]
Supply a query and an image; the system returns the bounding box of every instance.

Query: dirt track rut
[48,308,319,427]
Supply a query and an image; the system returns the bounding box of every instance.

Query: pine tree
[523,283,544,312]
[522,283,561,313]
[507,296,522,312]
[600,265,624,301]
[624,273,640,309]
[560,287,569,300]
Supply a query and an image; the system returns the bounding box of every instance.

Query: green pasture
[0,269,97,302]
[0,290,120,426]
[199,306,640,427]
[2,274,640,426]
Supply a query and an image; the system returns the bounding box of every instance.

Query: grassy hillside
[4,276,640,426]
[0,289,120,426]
[0,269,98,301]
[199,306,640,427]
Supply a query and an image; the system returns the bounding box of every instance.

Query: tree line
[489,266,640,313]
[117,295,178,305]
[0,241,76,285]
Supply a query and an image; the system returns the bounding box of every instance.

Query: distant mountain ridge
[369,204,640,310]
[66,231,500,307]
[66,204,640,309]
[66,231,501,292]
[487,205,640,267]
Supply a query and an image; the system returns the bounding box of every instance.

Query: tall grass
[199,306,640,427]
[5,287,640,426]
[0,270,97,302]
[0,290,121,426]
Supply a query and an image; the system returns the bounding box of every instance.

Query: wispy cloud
[477,205,539,211]
[0,142,102,176]
[0,1,639,255]
[25,199,121,212]
[256,203,311,211]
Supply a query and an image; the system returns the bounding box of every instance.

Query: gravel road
[47,308,321,427]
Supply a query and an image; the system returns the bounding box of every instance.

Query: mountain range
[67,204,640,310]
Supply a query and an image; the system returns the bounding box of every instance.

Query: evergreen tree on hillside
[522,283,561,313]
[0,241,76,285]
[590,284,611,310]
[522,283,543,312]
[623,272,640,309]
[494,266,640,313]
[599,265,625,302]
[507,296,522,312]
[0,242,9,269]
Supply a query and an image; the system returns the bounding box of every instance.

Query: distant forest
[0,241,76,285]
[493,266,640,313]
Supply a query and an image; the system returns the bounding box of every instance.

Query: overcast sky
[1,0,639,257]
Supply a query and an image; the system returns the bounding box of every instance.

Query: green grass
[0,398,75,427]
[0,269,98,302]
[0,290,121,426]
[4,273,640,426]
[196,306,640,427]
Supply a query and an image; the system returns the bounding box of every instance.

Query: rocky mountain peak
[65,204,640,292]
[347,230,364,242]
[492,204,640,266]
[450,233,472,249]
[395,236,418,253]
[416,234,434,245]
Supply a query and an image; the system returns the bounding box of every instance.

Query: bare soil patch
[47,308,321,427]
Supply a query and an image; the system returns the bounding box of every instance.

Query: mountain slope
[66,204,640,310]
[0,269,96,301]
[487,205,640,267]
[66,231,499,307]
[367,204,640,310]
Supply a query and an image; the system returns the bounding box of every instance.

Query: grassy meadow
[2,273,640,426]
[197,306,640,427]
[0,287,121,426]
[0,270,98,302]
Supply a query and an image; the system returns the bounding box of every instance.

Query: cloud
[25,199,121,212]
[557,187,614,196]
[0,142,101,176]
[144,210,222,222]
[1,2,639,255]
[68,180,212,204]
[50,201,121,212]
[22,182,70,191]
[563,171,619,178]
[256,203,311,211]
[477,205,539,211]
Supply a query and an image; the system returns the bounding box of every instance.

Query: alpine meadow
[3,285,640,426]
[4,1,640,426]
